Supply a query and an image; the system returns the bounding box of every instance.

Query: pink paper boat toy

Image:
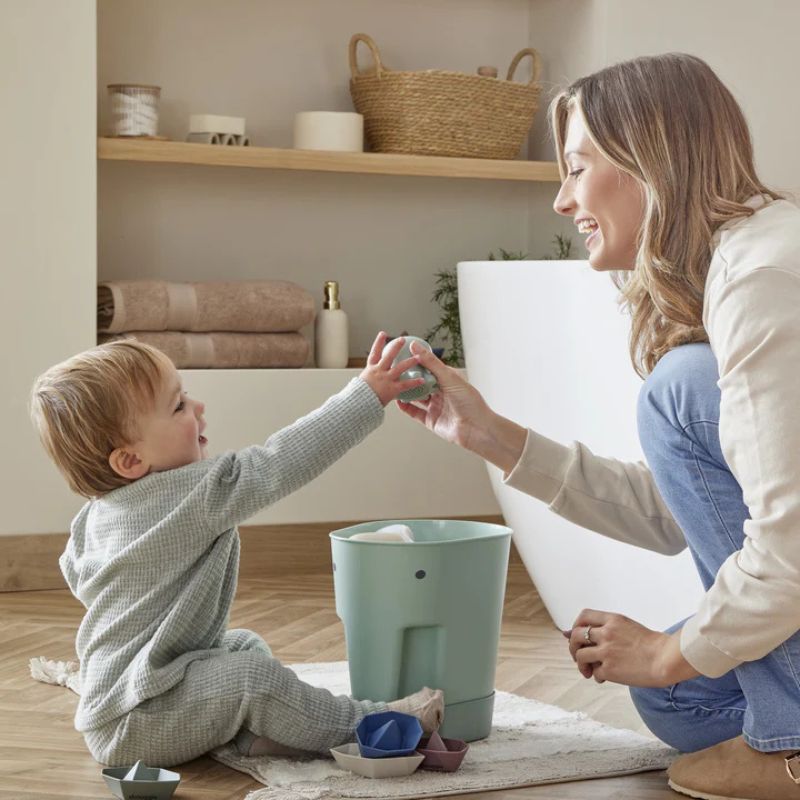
[416,731,469,772]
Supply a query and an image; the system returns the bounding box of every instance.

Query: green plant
[539,234,572,260]
[424,268,463,366]
[488,248,529,261]
[426,237,573,366]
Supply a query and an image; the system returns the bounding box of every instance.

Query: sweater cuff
[680,615,742,678]
[330,377,385,442]
[347,376,385,418]
[503,429,573,505]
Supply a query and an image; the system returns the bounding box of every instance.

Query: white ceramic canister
[108,84,161,137]
[293,112,363,152]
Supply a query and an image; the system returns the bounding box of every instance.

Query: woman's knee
[637,344,725,474]
[638,344,719,433]
[629,683,744,753]
[628,684,697,751]
[629,684,672,730]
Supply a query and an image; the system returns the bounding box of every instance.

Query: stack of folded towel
[97,280,315,369]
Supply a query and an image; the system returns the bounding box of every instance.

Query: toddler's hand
[359,332,425,407]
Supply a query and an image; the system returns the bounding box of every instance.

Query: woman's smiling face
[553,108,645,272]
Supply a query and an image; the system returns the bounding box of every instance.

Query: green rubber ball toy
[382,335,439,402]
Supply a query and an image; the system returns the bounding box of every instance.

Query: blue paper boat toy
[356,711,423,758]
[101,760,180,800]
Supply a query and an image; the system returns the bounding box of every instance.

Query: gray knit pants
[84,629,386,767]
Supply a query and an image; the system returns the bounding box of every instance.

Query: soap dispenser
[315,280,349,368]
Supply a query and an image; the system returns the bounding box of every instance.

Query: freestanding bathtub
[458,260,703,632]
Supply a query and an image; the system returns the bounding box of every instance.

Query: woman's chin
[587,247,634,273]
[587,252,614,272]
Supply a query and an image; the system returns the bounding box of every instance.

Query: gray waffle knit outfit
[61,378,388,766]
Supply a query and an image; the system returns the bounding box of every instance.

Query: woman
[401,53,800,800]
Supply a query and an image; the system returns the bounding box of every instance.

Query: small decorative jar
[107,84,161,137]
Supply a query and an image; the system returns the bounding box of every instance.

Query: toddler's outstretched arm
[197,332,423,532]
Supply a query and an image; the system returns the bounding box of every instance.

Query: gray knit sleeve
[199,377,384,532]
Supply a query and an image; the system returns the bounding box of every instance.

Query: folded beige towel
[99,331,309,369]
[97,280,315,334]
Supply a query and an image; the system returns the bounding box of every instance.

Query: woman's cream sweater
[504,197,800,678]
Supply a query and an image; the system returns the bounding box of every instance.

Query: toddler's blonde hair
[30,341,169,498]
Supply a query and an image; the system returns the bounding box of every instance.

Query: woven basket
[348,33,542,160]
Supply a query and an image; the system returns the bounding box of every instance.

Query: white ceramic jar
[108,84,161,137]
[294,112,363,152]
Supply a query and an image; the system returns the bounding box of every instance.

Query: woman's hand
[396,343,528,473]
[564,609,700,687]
[394,343,491,450]
[359,332,425,407]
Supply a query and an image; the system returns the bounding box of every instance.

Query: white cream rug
[31,657,675,800]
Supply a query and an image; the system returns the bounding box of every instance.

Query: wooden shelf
[98,137,560,182]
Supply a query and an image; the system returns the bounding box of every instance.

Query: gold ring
[584,625,593,644]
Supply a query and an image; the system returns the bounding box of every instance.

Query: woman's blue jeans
[630,343,800,754]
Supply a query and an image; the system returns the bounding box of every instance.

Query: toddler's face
[134,361,208,473]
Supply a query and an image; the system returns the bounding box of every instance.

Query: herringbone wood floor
[0,560,680,799]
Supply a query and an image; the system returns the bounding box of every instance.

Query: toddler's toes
[421,688,445,734]
[387,686,445,734]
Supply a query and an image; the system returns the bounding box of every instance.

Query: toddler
[30,334,443,767]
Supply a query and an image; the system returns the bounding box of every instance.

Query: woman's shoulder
[710,198,800,287]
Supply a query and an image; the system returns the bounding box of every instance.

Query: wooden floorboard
[0,562,681,799]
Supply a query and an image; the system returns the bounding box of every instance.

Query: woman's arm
[400,343,686,556]
[681,266,800,678]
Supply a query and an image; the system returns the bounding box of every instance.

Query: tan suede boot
[667,735,800,799]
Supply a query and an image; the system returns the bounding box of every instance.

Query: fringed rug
[31,657,675,800]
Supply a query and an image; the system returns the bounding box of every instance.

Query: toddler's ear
[109,446,149,480]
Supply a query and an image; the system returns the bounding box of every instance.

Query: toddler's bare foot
[387,686,444,734]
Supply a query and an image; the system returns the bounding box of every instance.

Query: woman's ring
[584,625,594,645]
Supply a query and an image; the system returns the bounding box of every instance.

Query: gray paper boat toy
[101,760,180,800]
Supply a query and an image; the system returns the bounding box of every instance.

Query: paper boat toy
[101,760,181,800]
[330,743,424,778]
[416,731,469,772]
[356,710,423,758]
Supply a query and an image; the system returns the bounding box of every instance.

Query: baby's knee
[223,628,272,656]
[83,721,133,767]
[237,649,287,693]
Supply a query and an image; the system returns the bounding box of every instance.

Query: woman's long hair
[550,53,782,376]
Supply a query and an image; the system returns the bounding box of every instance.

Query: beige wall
[95,0,548,528]
[602,0,800,194]
[97,0,564,357]
[526,0,800,256]
[5,0,797,536]
[519,0,800,406]
[0,0,97,534]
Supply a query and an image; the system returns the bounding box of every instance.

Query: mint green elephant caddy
[330,519,512,741]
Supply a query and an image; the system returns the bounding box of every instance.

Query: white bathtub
[458,260,703,632]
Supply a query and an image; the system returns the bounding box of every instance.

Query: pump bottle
[315,280,349,368]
